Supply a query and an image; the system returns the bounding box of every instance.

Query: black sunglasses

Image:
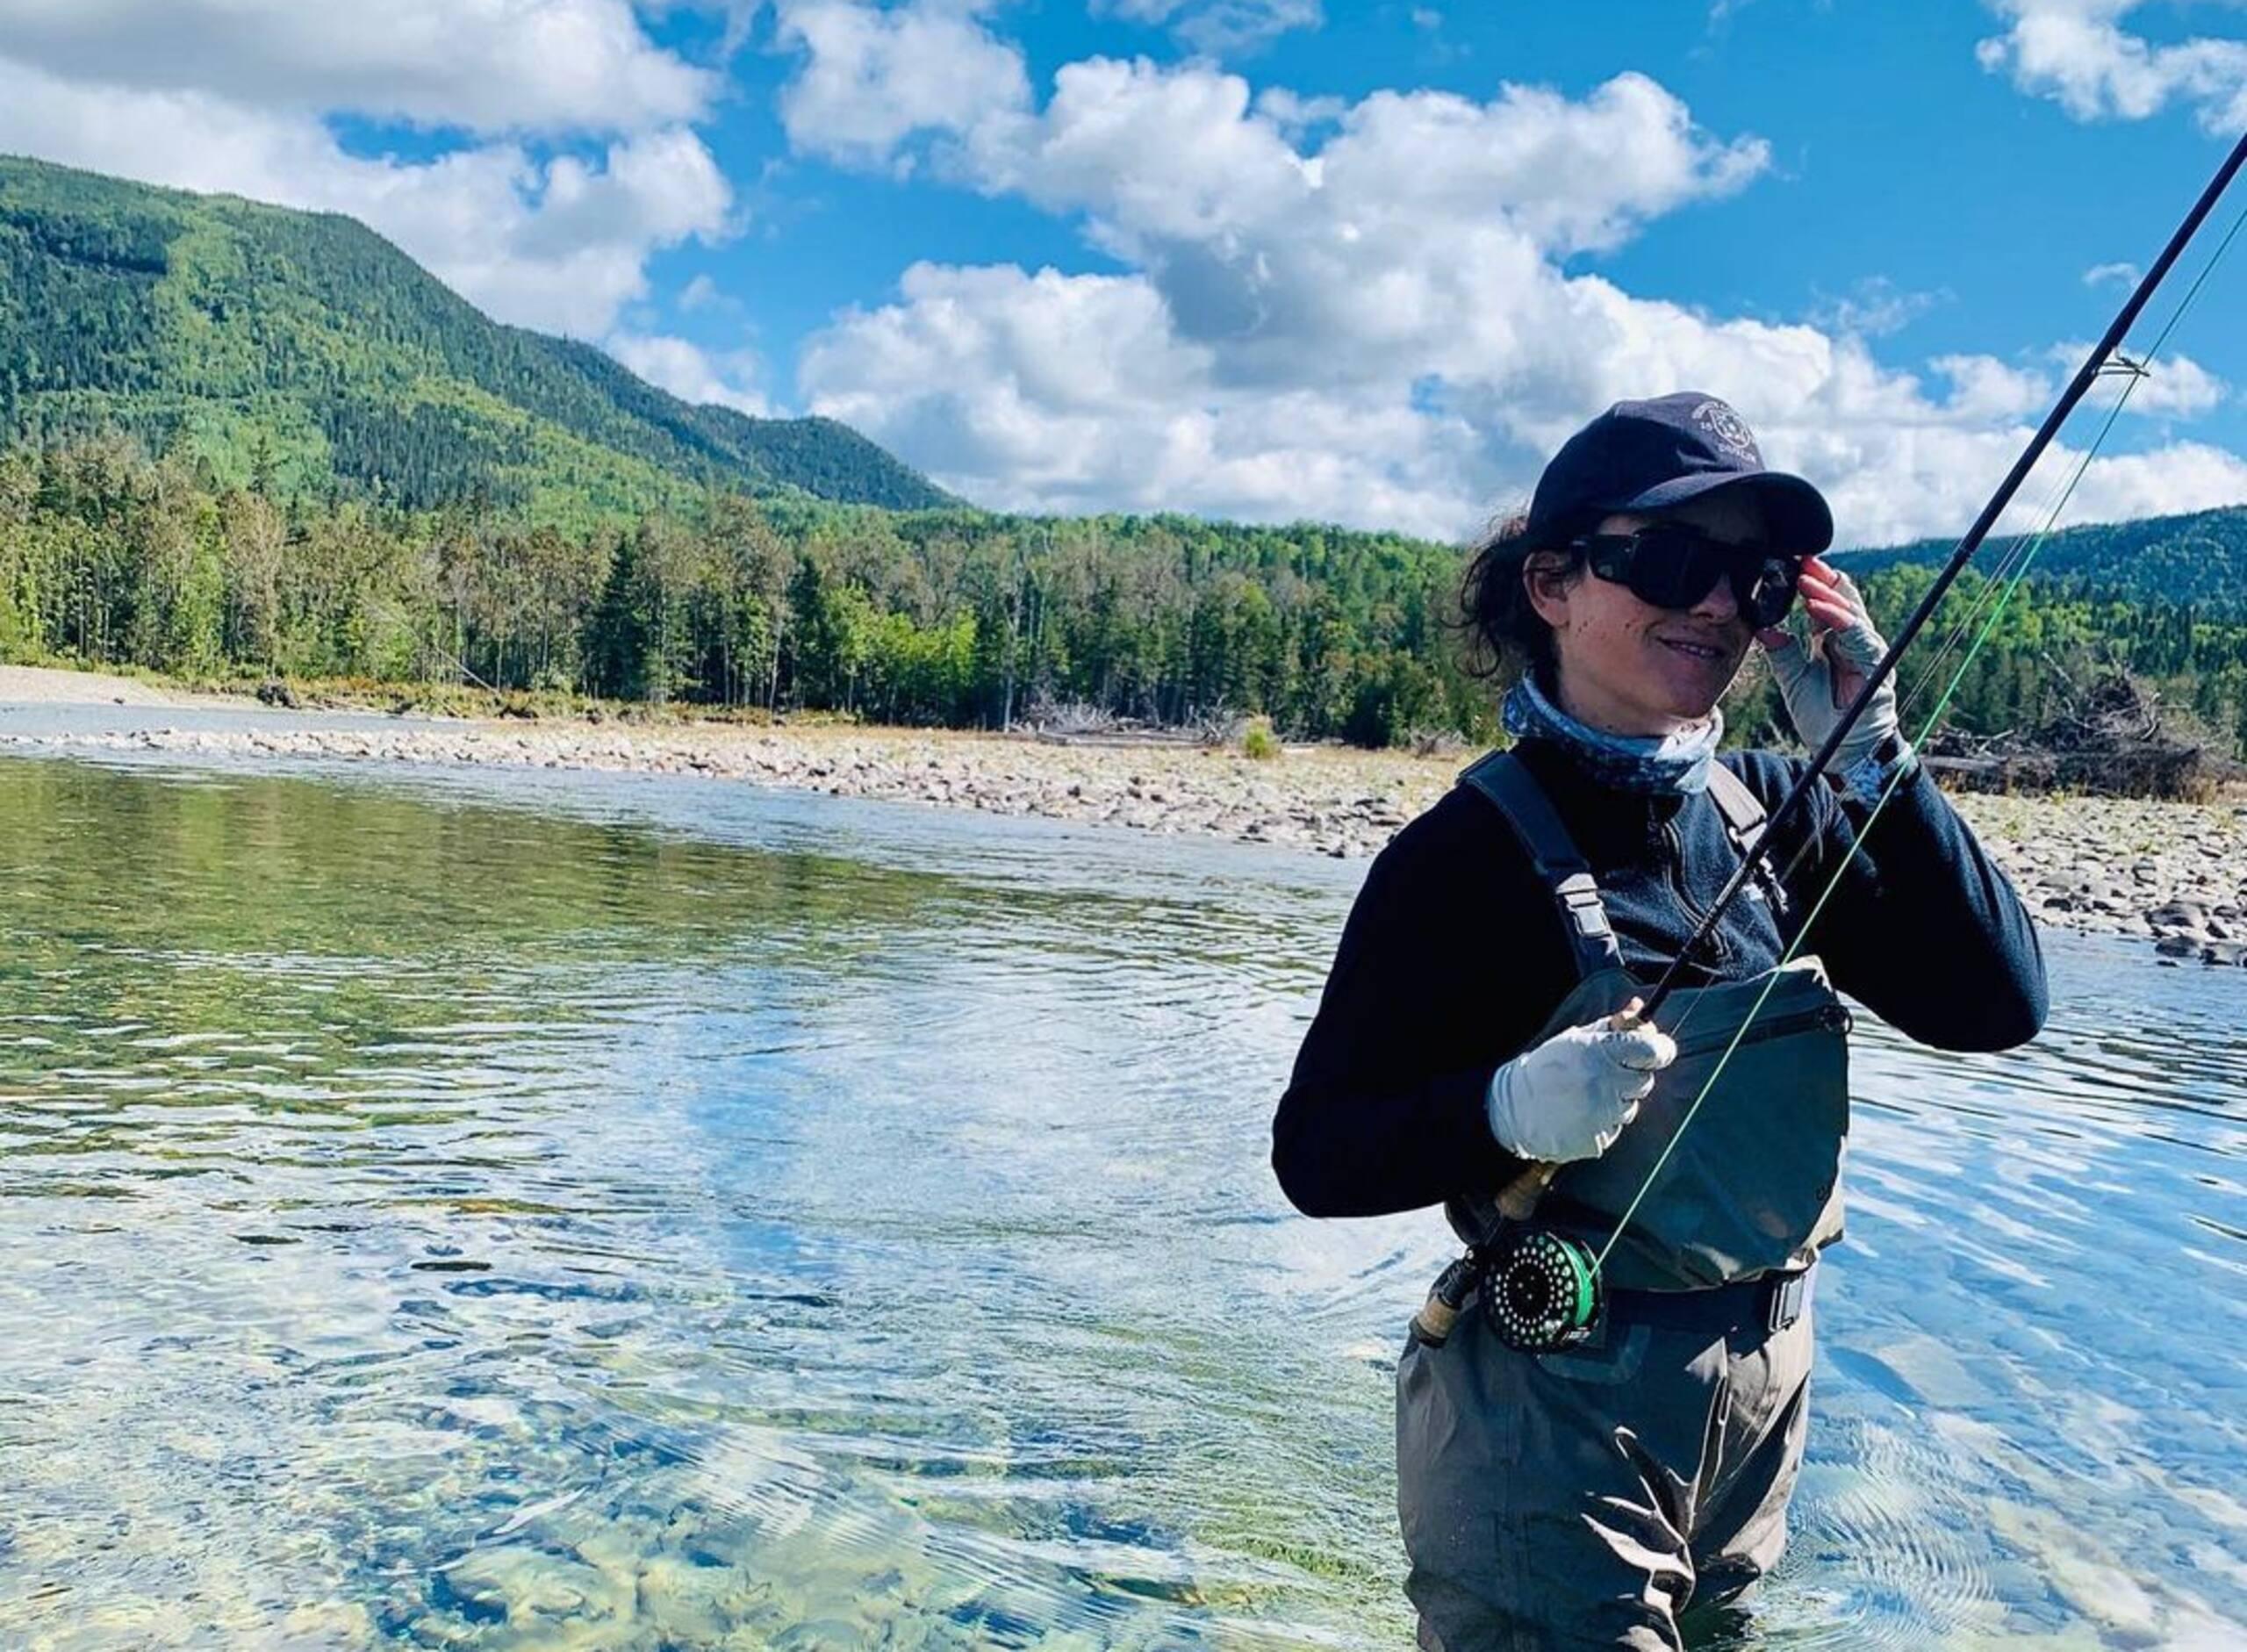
[1568,525,1805,629]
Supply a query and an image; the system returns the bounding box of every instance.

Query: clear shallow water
[0,741,2238,1650]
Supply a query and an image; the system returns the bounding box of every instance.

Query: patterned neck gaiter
[1501,672,1724,795]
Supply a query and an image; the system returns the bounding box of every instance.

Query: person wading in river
[1270,393,2048,1651]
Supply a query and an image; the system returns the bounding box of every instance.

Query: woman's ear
[1522,550,1576,632]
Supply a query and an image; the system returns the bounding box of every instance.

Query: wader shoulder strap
[1706,760,1791,912]
[1704,760,1766,858]
[1456,751,1623,980]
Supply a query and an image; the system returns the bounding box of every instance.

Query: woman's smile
[1654,628,1743,666]
[1650,623,1749,687]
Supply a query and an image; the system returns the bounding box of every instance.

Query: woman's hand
[1484,1009,1677,1164]
[1756,556,1900,774]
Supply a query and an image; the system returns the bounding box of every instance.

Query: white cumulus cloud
[959,59,1770,267]
[1977,0,2247,134]
[2125,350,2227,417]
[2049,342,2229,418]
[1095,0,1325,58]
[801,262,1484,533]
[0,0,714,133]
[2047,440,2247,524]
[1935,354,2057,421]
[607,333,775,416]
[783,29,2247,542]
[773,0,1031,170]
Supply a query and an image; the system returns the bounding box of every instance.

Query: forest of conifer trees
[6,438,2246,763]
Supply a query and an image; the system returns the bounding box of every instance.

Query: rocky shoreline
[1938,791,2247,966]
[2,708,2242,964]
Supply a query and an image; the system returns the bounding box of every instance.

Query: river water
[0,733,2238,1649]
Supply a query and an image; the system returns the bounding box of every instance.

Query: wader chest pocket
[1551,964,1854,1293]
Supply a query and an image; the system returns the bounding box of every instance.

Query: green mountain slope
[0,154,951,521]
[1838,504,2247,614]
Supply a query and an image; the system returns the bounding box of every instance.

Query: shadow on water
[0,743,2240,1648]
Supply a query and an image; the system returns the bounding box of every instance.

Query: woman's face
[1524,490,1767,736]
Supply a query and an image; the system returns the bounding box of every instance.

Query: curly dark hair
[1457,512,1587,684]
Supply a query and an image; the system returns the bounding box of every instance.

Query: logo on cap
[1691,399,1760,466]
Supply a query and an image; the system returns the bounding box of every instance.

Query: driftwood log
[1923,667,2225,800]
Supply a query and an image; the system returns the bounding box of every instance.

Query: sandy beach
[4,664,2243,963]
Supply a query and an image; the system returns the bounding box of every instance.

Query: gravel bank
[1941,792,2247,966]
[2,707,2240,964]
[0,664,205,707]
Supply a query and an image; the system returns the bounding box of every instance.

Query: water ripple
[0,752,2238,1646]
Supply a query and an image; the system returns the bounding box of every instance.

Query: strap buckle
[1555,872,1612,943]
[1766,1269,1812,1333]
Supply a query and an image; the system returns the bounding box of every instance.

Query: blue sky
[3,0,2246,543]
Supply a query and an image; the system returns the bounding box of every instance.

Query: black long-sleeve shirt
[1271,739,2048,1219]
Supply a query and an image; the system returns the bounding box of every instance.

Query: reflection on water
[0,747,2239,1648]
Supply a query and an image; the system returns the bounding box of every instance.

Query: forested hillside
[1839,506,2247,616]
[0,442,1487,746]
[1798,563,2247,761]
[6,440,2246,760]
[0,154,951,521]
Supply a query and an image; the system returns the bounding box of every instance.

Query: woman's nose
[1688,574,1740,621]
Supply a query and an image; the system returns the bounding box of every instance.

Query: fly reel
[1476,1224,1602,1350]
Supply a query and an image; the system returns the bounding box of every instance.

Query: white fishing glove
[1758,557,1901,778]
[1483,1013,1677,1164]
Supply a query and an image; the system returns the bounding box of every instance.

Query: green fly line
[1585,197,2247,1284]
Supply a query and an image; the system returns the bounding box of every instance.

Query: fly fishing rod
[1636,124,2247,1023]
[1419,126,2247,1353]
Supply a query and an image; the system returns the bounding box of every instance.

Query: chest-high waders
[1396,751,1854,1652]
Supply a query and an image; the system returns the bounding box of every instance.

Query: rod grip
[1494,997,1646,1222]
[1495,1160,1558,1220]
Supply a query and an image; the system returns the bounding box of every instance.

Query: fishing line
[1615,130,2247,1045]
[1648,185,2247,1052]
[1585,193,2247,1283]
[355,591,504,695]
[1596,416,2129,1277]
[1871,198,2247,761]
[1756,481,2068,899]
[1748,379,2164,949]
[1442,134,2247,1355]
[1746,197,2247,899]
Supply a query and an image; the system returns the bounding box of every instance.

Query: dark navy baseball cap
[1526,392,1834,554]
